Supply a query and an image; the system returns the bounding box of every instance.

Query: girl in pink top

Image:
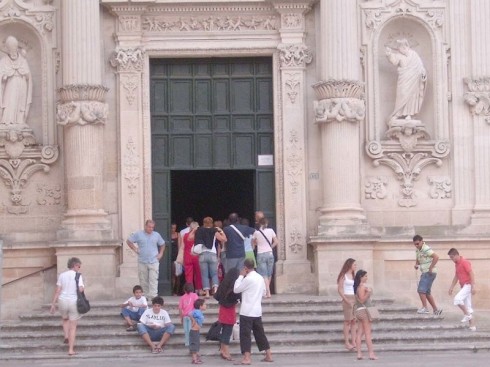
[179,283,199,346]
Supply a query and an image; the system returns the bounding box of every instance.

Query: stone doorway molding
[105,0,317,294]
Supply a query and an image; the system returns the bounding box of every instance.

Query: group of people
[337,234,477,360]
[169,212,278,299]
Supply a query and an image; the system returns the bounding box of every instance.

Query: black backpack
[206,321,222,341]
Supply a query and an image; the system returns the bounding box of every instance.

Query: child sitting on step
[120,285,148,331]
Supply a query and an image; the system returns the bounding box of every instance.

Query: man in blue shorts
[413,234,442,315]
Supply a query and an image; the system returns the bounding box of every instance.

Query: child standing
[189,299,206,364]
[120,285,148,331]
[179,283,199,346]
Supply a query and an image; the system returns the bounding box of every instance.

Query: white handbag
[191,243,203,255]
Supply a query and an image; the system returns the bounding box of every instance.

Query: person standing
[49,257,84,356]
[252,217,278,298]
[337,258,357,351]
[448,248,477,331]
[353,270,377,360]
[233,258,273,364]
[127,219,165,299]
[223,213,255,272]
[413,234,442,315]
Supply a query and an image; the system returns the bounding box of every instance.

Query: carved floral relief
[464,77,490,123]
[428,176,451,199]
[365,176,388,200]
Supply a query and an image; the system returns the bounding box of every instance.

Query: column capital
[56,84,109,127]
[278,43,312,68]
[110,47,145,73]
[464,77,490,123]
[313,79,366,123]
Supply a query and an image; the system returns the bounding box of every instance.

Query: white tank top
[343,275,355,295]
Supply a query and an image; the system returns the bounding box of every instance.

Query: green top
[416,243,437,273]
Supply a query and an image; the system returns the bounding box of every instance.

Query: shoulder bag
[75,272,91,314]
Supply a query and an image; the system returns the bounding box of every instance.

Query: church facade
[1,0,490,319]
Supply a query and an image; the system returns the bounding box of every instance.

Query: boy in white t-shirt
[120,285,148,331]
[137,296,176,354]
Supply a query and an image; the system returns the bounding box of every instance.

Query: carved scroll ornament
[464,77,490,123]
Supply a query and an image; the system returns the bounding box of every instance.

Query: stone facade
[1,0,490,319]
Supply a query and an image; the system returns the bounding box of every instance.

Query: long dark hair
[214,268,240,301]
[337,258,356,283]
[353,269,367,295]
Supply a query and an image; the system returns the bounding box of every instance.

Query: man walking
[234,258,273,364]
[223,213,255,272]
[413,235,442,315]
[127,219,165,299]
[448,248,477,331]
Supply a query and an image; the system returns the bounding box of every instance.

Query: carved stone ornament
[289,227,303,254]
[428,176,451,199]
[0,1,55,37]
[123,137,140,195]
[110,47,144,72]
[121,74,139,106]
[313,79,366,123]
[141,15,278,32]
[278,43,312,68]
[284,72,300,104]
[36,183,61,205]
[385,120,430,152]
[57,84,109,126]
[464,77,490,123]
[365,176,388,200]
[286,130,303,195]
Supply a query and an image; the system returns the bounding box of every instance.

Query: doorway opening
[171,170,255,229]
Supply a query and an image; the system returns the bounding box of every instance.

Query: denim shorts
[257,252,274,278]
[417,272,437,295]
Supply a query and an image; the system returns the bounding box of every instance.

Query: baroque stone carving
[36,183,61,205]
[282,13,301,29]
[121,74,139,106]
[385,121,430,152]
[284,73,300,104]
[278,44,312,68]
[289,227,302,254]
[57,84,109,126]
[373,152,442,207]
[0,1,55,36]
[119,15,140,32]
[123,137,140,195]
[313,79,366,123]
[110,47,144,72]
[428,176,451,199]
[141,15,278,32]
[365,176,388,200]
[464,77,490,123]
[286,130,303,195]
[0,36,32,129]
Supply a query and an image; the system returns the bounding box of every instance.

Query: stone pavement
[0,351,489,367]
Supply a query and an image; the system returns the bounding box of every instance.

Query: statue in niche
[0,36,32,129]
[385,39,426,125]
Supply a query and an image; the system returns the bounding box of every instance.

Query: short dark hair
[413,234,423,242]
[228,213,239,224]
[448,248,459,256]
[152,296,164,306]
[244,258,255,270]
[184,282,194,294]
[67,257,81,269]
[194,298,205,309]
[133,285,143,293]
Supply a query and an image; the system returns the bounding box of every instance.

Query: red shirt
[455,256,472,286]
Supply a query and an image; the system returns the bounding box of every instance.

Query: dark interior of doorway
[171,170,255,229]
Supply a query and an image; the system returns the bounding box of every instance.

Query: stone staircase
[1,295,490,360]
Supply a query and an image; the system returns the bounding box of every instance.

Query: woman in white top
[252,217,278,298]
[50,257,85,356]
[337,258,357,351]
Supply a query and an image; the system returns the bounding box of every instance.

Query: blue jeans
[183,316,191,346]
[417,272,437,295]
[137,323,176,341]
[121,307,145,321]
[199,251,219,290]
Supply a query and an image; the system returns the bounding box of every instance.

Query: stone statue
[0,36,32,128]
[385,39,426,123]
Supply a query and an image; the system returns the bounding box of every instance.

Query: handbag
[205,321,222,341]
[366,306,380,321]
[191,243,203,255]
[75,273,90,314]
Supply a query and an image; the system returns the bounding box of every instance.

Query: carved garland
[110,47,144,73]
[278,43,312,68]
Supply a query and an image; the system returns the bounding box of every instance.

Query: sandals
[151,347,162,354]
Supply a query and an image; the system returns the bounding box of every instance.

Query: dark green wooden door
[150,57,274,295]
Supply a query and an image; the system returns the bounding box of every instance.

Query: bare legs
[343,319,356,349]
[263,276,271,298]
[62,319,78,355]
[419,292,438,311]
[356,318,377,360]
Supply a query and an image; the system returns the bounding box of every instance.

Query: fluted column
[463,0,490,230]
[56,0,112,240]
[449,0,473,225]
[315,0,366,233]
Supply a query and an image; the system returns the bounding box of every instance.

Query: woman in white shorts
[50,257,85,356]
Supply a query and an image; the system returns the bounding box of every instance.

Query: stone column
[463,0,490,231]
[273,1,316,294]
[314,0,367,234]
[54,0,119,298]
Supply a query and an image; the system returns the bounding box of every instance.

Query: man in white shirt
[233,258,273,364]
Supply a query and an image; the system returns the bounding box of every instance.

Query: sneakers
[433,309,443,316]
[417,307,430,314]
[469,326,477,331]
[461,314,473,323]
